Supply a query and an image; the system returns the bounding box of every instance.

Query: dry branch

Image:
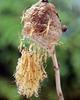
[49,48,64,100]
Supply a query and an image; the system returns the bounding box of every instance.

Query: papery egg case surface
[22,1,62,49]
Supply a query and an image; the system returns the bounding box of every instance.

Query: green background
[0,0,80,100]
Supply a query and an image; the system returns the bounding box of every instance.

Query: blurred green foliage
[0,0,80,100]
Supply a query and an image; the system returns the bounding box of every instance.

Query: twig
[41,0,48,3]
[49,48,64,100]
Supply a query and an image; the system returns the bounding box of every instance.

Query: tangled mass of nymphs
[15,44,48,97]
[15,0,63,98]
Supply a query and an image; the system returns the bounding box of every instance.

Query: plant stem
[49,48,64,100]
[41,0,48,3]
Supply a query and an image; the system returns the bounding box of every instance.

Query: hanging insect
[14,0,67,100]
